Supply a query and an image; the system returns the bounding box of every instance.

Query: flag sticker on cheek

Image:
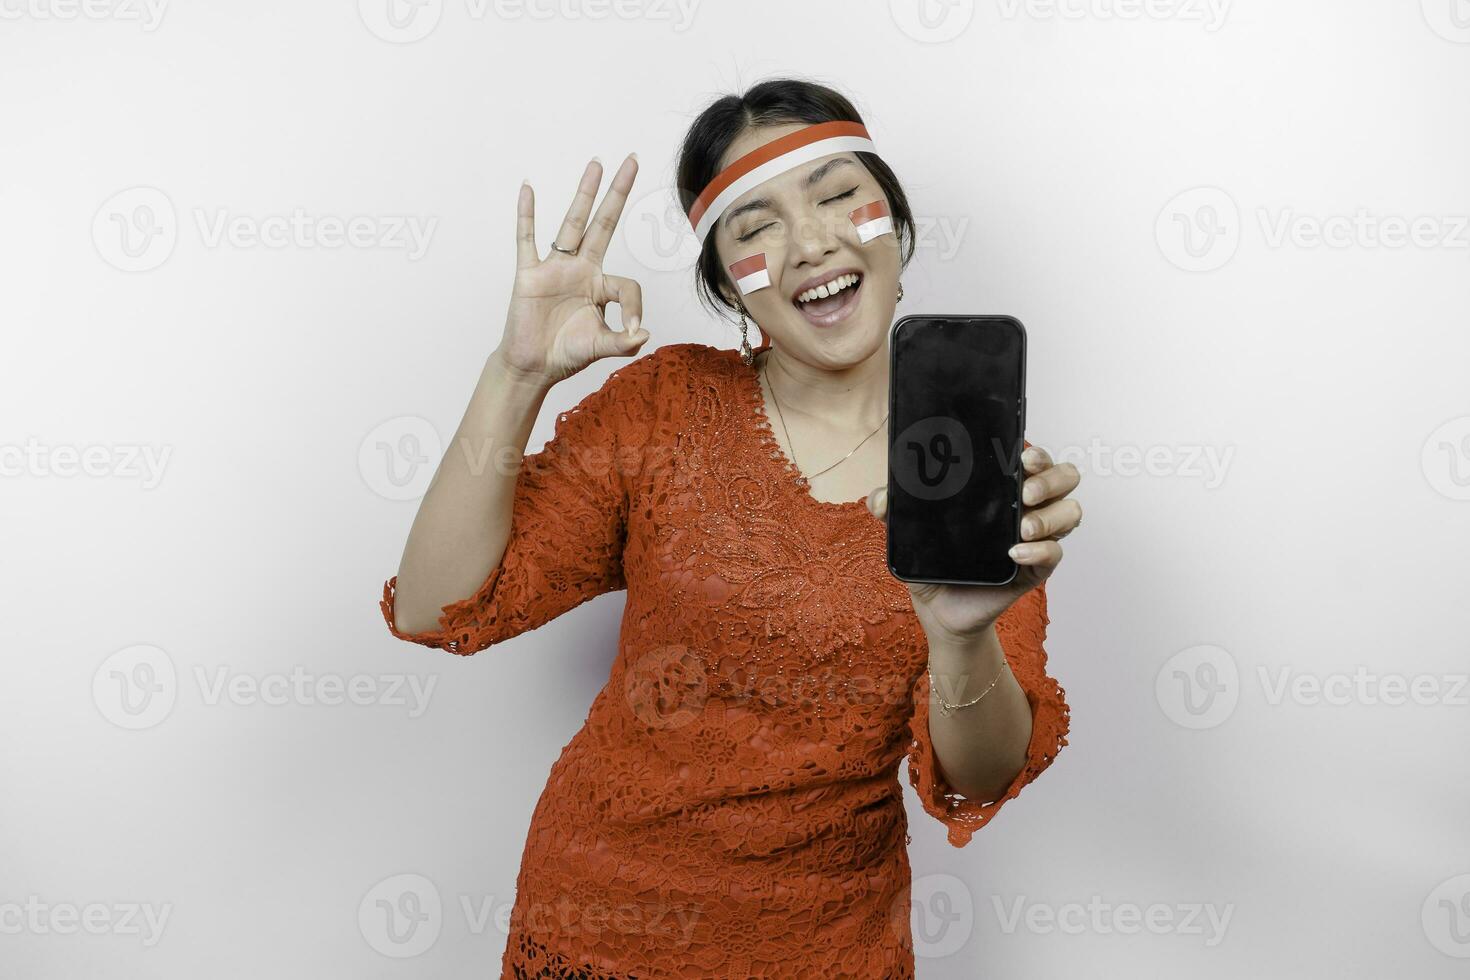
[729,253,771,295]
[848,200,893,244]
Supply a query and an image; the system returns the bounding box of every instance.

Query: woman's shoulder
[558,342,737,449]
[601,340,740,401]
[631,339,739,374]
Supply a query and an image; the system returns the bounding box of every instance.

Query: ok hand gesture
[496,153,649,388]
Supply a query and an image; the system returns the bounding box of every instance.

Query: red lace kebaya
[382,339,1070,979]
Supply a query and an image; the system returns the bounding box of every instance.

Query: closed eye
[735,186,859,241]
[821,186,859,205]
[735,223,774,244]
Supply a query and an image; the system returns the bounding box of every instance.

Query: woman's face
[710,122,902,370]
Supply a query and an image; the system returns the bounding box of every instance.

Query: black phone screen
[886,315,1027,585]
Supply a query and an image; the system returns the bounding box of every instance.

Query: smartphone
[886,315,1027,585]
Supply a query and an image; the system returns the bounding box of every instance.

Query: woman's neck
[755,342,890,431]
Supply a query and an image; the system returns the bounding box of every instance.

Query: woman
[382,78,1081,979]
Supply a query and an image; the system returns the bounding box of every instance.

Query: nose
[786,199,842,268]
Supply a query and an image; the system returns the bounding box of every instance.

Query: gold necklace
[760,352,889,481]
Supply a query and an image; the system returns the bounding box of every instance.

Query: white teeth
[796,273,860,305]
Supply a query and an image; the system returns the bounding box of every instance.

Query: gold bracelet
[930,661,1010,717]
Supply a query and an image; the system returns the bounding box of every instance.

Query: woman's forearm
[925,625,1034,803]
[390,349,553,634]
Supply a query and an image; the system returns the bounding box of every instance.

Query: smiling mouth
[793,272,863,327]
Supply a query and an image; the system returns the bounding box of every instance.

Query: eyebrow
[721,157,858,231]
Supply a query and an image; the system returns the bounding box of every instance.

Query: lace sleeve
[906,578,1071,847]
[380,350,661,656]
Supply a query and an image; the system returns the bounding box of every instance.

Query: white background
[4,0,1470,976]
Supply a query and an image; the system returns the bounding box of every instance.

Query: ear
[715,267,742,310]
[717,279,739,309]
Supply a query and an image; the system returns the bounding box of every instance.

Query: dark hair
[676,77,916,319]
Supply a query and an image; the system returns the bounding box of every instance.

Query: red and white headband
[686,120,879,242]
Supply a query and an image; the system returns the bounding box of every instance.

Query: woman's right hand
[495,153,650,388]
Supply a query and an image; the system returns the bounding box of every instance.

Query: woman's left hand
[865,444,1082,645]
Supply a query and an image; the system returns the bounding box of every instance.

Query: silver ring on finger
[549,241,578,255]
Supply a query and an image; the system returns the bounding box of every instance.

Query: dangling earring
[897,281,905,303]
[738,308,754,367]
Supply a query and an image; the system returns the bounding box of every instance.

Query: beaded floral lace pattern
[381,342,1070,979]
